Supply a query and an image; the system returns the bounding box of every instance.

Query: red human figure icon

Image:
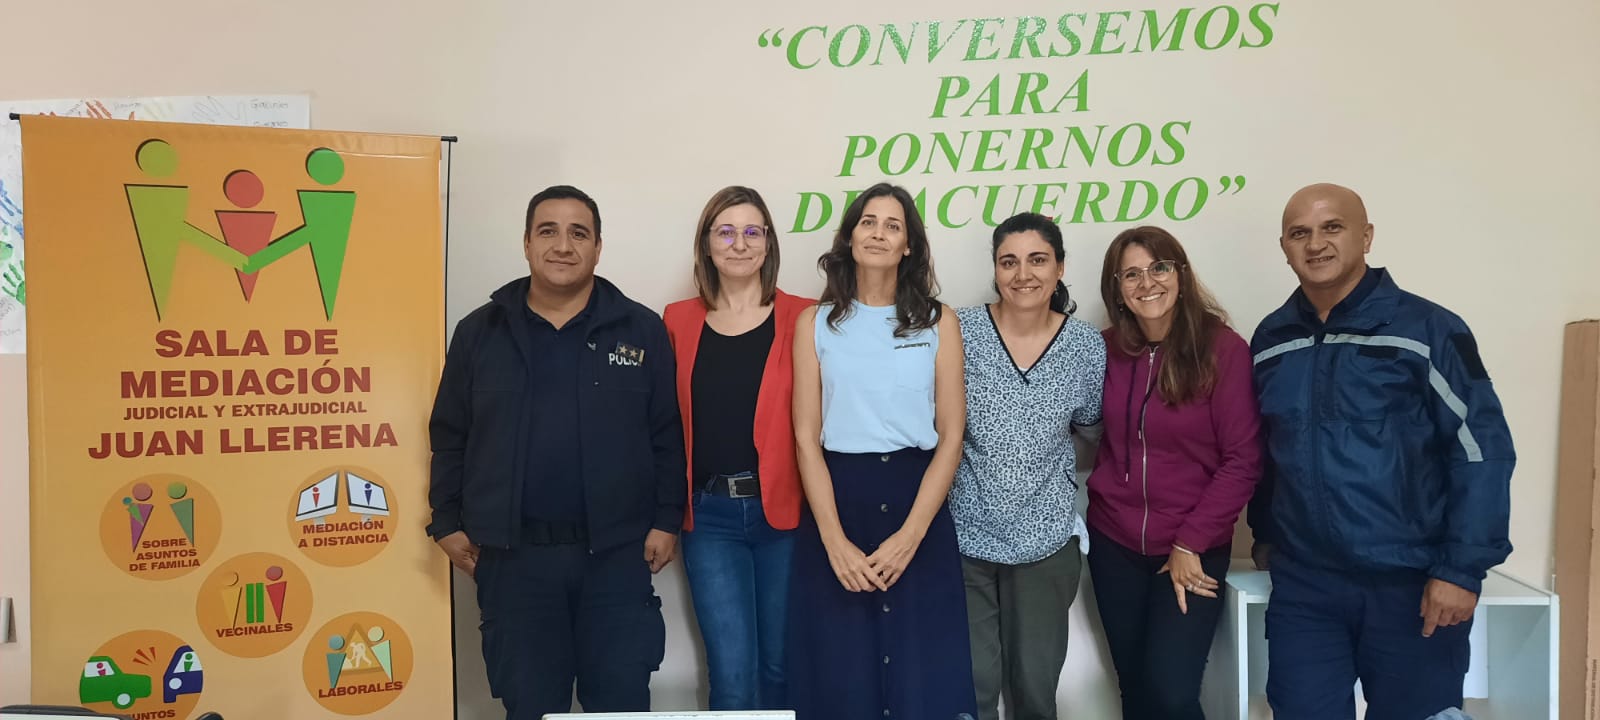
[215,170,277,301]
[264,566,288,622]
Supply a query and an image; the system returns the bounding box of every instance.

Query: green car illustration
[79,655,152,709]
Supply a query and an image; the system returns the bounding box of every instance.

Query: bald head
[1278,183,1374,312]
[1282,183,1368,232]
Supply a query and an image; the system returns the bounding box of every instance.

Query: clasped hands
[824,528,922,592]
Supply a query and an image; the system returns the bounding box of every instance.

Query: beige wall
[3,0,1598,716]
[1,354,27,703]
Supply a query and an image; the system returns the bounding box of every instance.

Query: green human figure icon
[241,148,356,319]
[368,625,393,680]
[124,139,249,319]
[167,481,195,545]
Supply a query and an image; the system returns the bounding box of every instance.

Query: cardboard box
[1557,320,1600,720]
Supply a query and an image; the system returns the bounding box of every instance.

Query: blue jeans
[681,491,795,710]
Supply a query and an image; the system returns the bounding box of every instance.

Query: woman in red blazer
[662,185,814,711]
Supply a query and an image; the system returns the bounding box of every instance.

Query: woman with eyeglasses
[663,186,815,711]
[787,183,977,720]
[1085,226,1262,720]
[950,212,1105,720]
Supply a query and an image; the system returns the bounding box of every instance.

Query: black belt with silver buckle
[522,519,588,546]
[703,471,760,499]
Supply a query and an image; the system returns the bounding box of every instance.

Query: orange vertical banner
[22,114,451,719]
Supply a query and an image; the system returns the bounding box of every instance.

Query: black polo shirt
[521,291,596,524]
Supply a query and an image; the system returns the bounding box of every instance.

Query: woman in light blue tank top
[786,182,978,720]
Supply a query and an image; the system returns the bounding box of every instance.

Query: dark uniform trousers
[476,525,666,720]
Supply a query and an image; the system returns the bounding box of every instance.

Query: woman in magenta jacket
[1086,225,1262,720]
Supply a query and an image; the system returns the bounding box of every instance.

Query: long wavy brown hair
[1099,226,1231,405]
[817,183,941,337]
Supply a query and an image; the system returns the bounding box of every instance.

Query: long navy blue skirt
[787,448,978,720]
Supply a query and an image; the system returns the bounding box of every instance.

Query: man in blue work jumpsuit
[1248,183,1514,720]
[426,185,686,719]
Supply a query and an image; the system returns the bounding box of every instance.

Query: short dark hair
[525,185,601,240]
[992,212,1075,315]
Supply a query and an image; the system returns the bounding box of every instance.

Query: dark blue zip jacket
[426,275,686,551]
[1246,267,1513,593]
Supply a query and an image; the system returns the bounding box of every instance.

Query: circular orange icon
[194,552,312,658]
[76,629,204,717]
[98,474,221,580]
[287,466,397,567]
[302,611,414,715]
